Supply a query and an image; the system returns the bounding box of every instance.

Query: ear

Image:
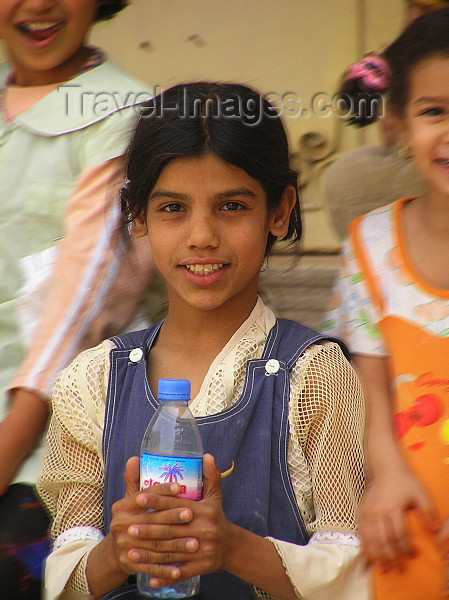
[131,213,148,238]
[268,185,296,238]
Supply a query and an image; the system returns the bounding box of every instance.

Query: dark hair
[95,0,128,22]
[339,7,449,126]
[121,82,302,255]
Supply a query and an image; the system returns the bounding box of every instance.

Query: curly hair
[95,0,129,22]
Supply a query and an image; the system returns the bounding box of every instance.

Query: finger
[128,509,193,540]
[387,509,415,558]
[133,563,182,582]
[124,456,141,496]
[359,518,387,562]
[415,492,440,533]
[365,516,398,562]
[145,561,201,584]
[128,537,199,564]
[202,454,222,499]
[136,484,188,510]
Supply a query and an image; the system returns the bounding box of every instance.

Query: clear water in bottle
[137,379,203,598]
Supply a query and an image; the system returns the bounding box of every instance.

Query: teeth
[24,22,61,31]
[185,263,223,275]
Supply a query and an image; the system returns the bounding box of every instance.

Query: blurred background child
[323,8,449,599]
[0,1,153,597]
[323,0,449,242]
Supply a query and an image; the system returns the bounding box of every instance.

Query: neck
[410,193,449,237]
[161,294,259,351]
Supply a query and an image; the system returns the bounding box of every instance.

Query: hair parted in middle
[120,81,302,256]
[339,7,449,127]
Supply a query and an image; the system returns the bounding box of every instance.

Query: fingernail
[129,525,139,537]
[137,493,147,506]
[186,538,197,551]
[171,483,180,493]
[180,509,190,521]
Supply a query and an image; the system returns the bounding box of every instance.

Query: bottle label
[141,453,202,500]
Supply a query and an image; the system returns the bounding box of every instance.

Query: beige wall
[91,0,405,250]
[92,0,403,149]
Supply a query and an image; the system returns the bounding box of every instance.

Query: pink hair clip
[347,54,391,91]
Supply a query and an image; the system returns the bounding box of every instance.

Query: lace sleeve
[290,341,366,532]
[37,340,113,594]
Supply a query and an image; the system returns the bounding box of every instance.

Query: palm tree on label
[158,462,185,483]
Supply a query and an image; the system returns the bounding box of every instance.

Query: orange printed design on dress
[393,376,449,470]
[385,247,414,286]
[413,300,449,325]
[394,393,444,446]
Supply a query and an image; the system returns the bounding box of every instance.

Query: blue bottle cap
[158,378,191,401]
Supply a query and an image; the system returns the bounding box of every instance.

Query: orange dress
[350,201,449,599]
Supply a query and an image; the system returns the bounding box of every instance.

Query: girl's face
[133,152,294,316]
[402,55,449,201]
[0,0,96,85]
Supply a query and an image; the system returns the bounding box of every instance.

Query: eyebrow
[413,96,448,105]
[149,187,257,201]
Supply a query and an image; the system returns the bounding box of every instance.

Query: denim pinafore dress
[101,318,349,599]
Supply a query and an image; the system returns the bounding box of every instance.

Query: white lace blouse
[37,298,368,600]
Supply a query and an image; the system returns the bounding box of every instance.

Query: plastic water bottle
[138,379,203,598]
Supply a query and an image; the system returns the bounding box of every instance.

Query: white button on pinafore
[129,348,143,363]
[265,358,280,374]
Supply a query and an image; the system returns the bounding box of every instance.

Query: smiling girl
[0,1,152,598]
[323,8,449,599]
[37,82,366,600]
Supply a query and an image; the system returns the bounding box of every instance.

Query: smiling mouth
[184,263,224,275]
[17,22,63,42]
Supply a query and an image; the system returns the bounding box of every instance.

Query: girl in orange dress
[323,8,449,599]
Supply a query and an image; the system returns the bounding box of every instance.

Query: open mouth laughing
[17,21,64,43]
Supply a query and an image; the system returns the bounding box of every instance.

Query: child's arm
[354,354,437,565]
[86,455,297,600]
[9,156,153,401]
[0,389,48,495]
[5,158,151,491]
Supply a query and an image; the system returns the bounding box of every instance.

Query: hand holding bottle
[105,456,198,584]
[139,453,233,591]
[108,452,232,590]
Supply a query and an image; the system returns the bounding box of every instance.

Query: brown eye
[162,203,183,212]
[222,202,243,211]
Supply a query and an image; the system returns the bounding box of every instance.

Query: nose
[186,214,219,250]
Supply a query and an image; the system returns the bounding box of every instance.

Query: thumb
[201,453,222,500]
[124,456,140,496]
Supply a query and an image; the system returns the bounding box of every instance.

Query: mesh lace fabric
[38,335,365,597]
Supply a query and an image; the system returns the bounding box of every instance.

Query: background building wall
[91,0,404,252]
[1,0,406,326]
